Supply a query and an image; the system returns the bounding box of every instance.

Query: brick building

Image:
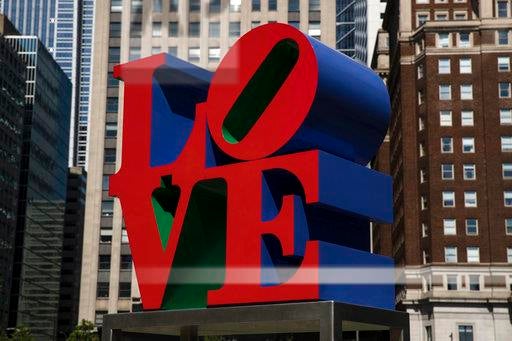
[373,1,512,340]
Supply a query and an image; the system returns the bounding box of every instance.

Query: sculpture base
[102,301,409,341]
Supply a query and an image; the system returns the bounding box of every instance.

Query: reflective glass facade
[6,35,71,340]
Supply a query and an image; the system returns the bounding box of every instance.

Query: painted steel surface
[110,23,394,311]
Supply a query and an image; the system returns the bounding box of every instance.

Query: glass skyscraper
[0,0,94,167]
[5,34,71,341]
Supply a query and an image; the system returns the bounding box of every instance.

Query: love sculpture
[110,23,394,311]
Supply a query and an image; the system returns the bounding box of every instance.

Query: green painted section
[161,179,227,310]
[152,177,180,250]
[222,39,299,143]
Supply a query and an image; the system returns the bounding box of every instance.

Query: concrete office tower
[373,1,512,340]
[0,15,25,330]
[354,0,387,66]
[5,33,71,339]
[79,0,359,326]
[0,0,95,167]
[56,167,87,340]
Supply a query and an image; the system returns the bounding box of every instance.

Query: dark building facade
[5,31,71,340]
[0,15,24,330]
[56,167,86,339]
[373,1,512,340]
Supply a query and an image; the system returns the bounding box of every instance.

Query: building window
[309,0,321,11]
[229,22,241,38]
[421,196,428,210]
[98,255,111,270]
[462,137,475,153]
[189,22,200,37]
[497,1,510,17]
[95,311,107,326]
[501,109,512,124]
[499,82,511,98]
[463,164,476,180]
[129,47,141,61]
[119,282,131,298]
[441,137,453,153]
[443,219,457,235]
[435,12,448,21]
[131,0,143,13]
[469,275,480,291]
[460,58,472,73]
[508,248,512,262]
[440,110,452,126]
[445,247,458,263]
[418,89,425,105]
[121,228,129,243]
[454,12,467,20]
[111,0,122,12]
[120,255,132,270]
[308,22,321,39]
[439,84,452,100]
[105,123,117,138]
[498,30,509,45]
[447,274,458,290]
[417,13,429,26]
[209,22,220,38]
[503,164,512,180]
[208,47,221,62]
[209,0,221,13]
[188,47,200,62]
[251,21,260,28]
[417,64,424,79]
[443,191,455,207]
[288,0,299,11]
[464,191,477,207]
[100,227,112,243]
[419,143,426,157]
[420,169,427,183]
[458,32,471,47]
[102,175,109,191]
[504,191,512,206]
[461,110,474,126]
[168,46,177,56]
[108,47,120,63]
[467,247,480,263]
[466,219,478,235]
[438,59,451,74]
[268,0,277,11]
[104,148,116,163]
[502,136,512,152]
[106,97,118,113]
[442,164,454,180]
[289,21,300,29]
[460,84,473,100]
[229,0,241,12]
[252,0,261,11]
[169,0,178,11]
[97,282,109,298]
[169,22,178,37]
[101,200,114,216]
[153,0,162,12]
[189,0,200,12]
[422,223,428,237]
[108,72,118,87]
[498,57,510,71]
[419,117,425,131]
[151,46,160,54]
[109,22,121,38]
[437,33,450,47]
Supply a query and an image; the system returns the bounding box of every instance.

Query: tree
[8,326,34,341]
[66,320,99,341]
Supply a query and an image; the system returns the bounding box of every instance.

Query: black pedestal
[102,301,409,341]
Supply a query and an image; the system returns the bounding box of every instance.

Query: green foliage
[66,320,99,341]
[0,326,34,341]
